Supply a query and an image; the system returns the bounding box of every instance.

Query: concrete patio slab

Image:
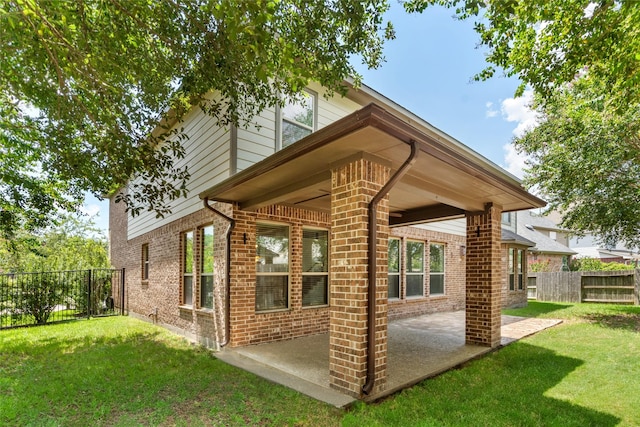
[215,311,561,407]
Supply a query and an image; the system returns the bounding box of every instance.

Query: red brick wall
[228,205,332,347]
[388,227,466,319]
[112,193,512,354]
[329,156,389,397]
[528,253,568,272]
[109,195,229,348]
[466,203,503,347]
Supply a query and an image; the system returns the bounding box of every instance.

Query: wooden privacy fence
[528,270,640,305]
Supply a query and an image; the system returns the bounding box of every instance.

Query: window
[279,90,316,149]
[388,238,401,299]
[508,247,524,291]
[508,248,515,290]
[256,223,289,311]
[517,249,524,290]
[429,243,445,295]
[141,243,149,281]
[302,228,328,307]
[200,225,214,309]
[501,212,512,226]
[182,231,194,306]
[406,241,424,297]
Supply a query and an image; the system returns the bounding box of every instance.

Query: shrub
[529,259,551,272]
[19,275,65,324]
[569,257,634,272]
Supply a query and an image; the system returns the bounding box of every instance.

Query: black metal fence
[0,268,125,329]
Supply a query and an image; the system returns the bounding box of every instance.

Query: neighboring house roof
[515,221,576,256]
[199,103,545,225]
[573,247,640,261]
[501,229,535,247]
[518,210,569,232]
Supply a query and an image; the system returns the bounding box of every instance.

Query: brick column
[465,202,503,347]
[329,154,390,397]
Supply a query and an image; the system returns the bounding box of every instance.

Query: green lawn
[0,317,341,426]
[1,302,639,426]
[345,302,640,426]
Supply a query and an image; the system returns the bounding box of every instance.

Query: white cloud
[500,89,539,137]
[485,101,498,118]
[584,2,597,18]
[502,143,529,179]
[81,204,101,217]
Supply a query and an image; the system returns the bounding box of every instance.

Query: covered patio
[201,102,546,398]
[216,311,561,407]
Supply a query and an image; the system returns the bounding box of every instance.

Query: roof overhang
[502,229,536,247]
[199,103,545,225]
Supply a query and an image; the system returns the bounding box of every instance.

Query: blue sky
[352,3,536,174]
[84,3,537,235]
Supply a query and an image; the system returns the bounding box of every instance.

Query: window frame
[301,227,329,308]
[141,243,149,281]
[501,212,512,226]
[199,224,215,310]
[517,248,524,290]
[508,247,525,291]
[405,240,425,298]
[429,242,446,296]
[181,230,194,306]
[388,237,401,300]
[277,89,318,150]
[255,222,290,312]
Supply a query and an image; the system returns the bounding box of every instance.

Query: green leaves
[1,0,392,235]
[515,77,640,248]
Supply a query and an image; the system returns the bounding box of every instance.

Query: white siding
[412,218,467,237]
[127,84,365,237]
[236,107,276,173]
[128,104,231,239]
[235,83,363,172]
[310,82,363,129]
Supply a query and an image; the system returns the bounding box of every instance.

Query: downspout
[362,140,418,395]
[203,198,235,348]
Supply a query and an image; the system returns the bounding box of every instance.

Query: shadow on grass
[0,318,340,427]
[503,301,574,318]
[344,341,620,426]
[580,311,640,332]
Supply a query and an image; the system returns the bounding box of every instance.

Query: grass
[345,301,640,426]
[2,302,639,426]
[0,317,341,426]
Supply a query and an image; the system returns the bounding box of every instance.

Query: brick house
[505,210,575,272]
[109,81,544,397]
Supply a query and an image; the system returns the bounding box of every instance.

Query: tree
[405,1,640,107]
[1,0,394,237]
[406,1,640,247]
[514,77,640,248]
[0,214,110,273]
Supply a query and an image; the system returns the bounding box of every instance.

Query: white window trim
[276,89,318,151]
[302,226,330,308]
[141,243,149,282]
[181,230,195,307]
[199,224,215,310]
[429,242,446,296]
[406,239,425,298]
[255,221,291,312]
[388,237,401,300]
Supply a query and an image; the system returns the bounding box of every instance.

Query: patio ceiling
[199,103,545,226]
